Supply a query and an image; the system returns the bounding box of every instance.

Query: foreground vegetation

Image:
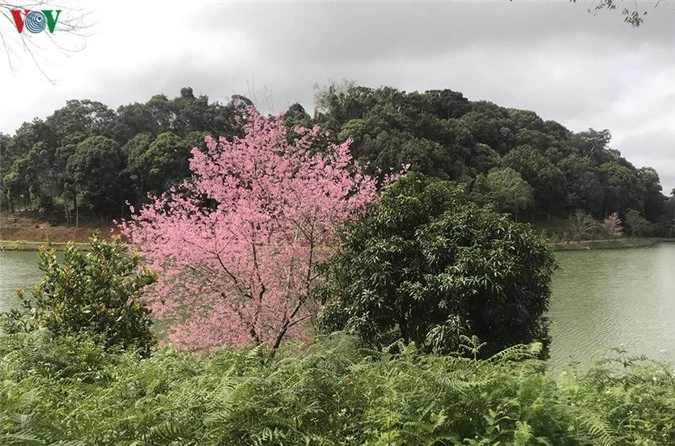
[1,331,674,445]
[318,173,556,358]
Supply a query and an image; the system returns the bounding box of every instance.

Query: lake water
[0,250,44,314]
[1,245,674,368]
[548,243,675,369]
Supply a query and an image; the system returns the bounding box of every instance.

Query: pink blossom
[119,108,389,351]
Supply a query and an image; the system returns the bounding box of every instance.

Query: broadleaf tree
[470,167,534,221]
[119,108,383,351]
[317,172,557,358]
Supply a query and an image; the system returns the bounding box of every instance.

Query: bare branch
[0,2,93,82]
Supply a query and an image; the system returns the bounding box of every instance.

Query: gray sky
[1,0,674,193]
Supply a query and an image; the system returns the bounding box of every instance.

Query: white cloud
[1,1,673,190]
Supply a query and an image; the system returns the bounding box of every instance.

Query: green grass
[550,237,661,251]
[0,240,91,251]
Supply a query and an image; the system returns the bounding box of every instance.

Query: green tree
[108,102,159,144]
[5,82,670,231]
[423,89,472,119]
[283,103,313,132]
[638,166,666,223]
[599,161,645,215]
[624,208,652,237]
[471,167,534,221]
[66,135,127,216]
[146,94,176,131]
[2,161,28,211]
[502,145,567,220]
[121,133,154,206]
[45,100,116,144]
[665,189,675,235]
[18,142,62,214]
[0,133,14,211]
[314,81,381,132]
[558,154,604,215]
[465,142,501,176]
[318,173,557,358]
[569,128,614,164]
[460,104,515,156]
[0,132,10,162]
[0,120,58,211]
[1,235,157,357]
[169,87,211,136]
[126,132,191,197]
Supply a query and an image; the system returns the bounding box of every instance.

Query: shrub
[0,234,157,357]
[317,172,557,358]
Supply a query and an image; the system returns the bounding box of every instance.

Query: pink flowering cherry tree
[119,108,383,351]
[602,212,623,237]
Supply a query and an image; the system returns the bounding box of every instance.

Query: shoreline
[3,237,674,252]
[0,240,91,251]
[549,237,675,251]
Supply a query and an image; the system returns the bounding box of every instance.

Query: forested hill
[1,85,673,236]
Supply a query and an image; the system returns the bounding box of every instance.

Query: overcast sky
[1,0,674,192]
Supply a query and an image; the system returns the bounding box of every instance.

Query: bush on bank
[0,235,156,357]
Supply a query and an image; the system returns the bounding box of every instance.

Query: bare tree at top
[0,2,91,82]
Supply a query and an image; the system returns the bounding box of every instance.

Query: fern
[0,333,673,444]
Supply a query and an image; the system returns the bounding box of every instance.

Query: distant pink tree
[602,212,623,237]
[118,108,387,351]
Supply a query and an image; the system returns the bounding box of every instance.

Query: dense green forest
[1,84,674,236]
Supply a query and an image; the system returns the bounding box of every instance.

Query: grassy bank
[0,240,90,251]
[549,237,667,251]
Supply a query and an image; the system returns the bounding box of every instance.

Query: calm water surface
[548,243,675,369]
[1,245,674,368]
[0,251,44,314]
